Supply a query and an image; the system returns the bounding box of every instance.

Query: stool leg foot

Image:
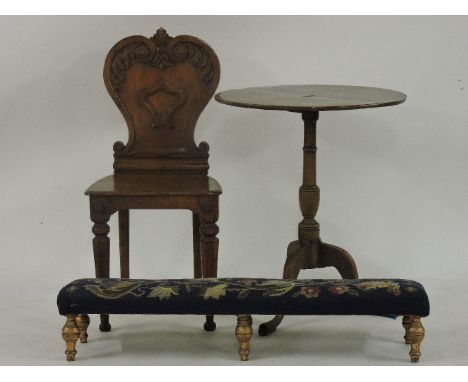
[62,314,79,361]
[317,240,358,279]
[76,314,90,343]
[235,314,253,361]
[402,315,412,344]
[407,316,425,362]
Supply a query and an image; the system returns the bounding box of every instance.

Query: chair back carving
[104,27,220,174]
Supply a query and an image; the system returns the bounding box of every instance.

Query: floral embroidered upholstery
[57,278,429,317]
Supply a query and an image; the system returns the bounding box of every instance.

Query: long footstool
[57,278,429,362]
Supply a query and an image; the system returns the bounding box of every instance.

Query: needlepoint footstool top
[215,85,406,112]
[57,278,429,317]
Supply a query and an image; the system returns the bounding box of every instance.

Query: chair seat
[57,278,430,317]
[85,174,222,197]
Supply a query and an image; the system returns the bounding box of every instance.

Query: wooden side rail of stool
[57,277,429,362]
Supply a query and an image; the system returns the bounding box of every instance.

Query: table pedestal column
[259,111,358,336]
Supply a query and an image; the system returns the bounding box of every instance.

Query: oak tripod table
[215,85,406,336]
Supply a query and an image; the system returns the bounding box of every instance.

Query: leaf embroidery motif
[355,280,401,296]
[263,283,296,297]
[85,280,142,299]
[148,286,178,300]
[202,284,227,300]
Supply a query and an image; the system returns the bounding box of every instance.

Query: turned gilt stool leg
[402,315,413,344]
[406,316,425,362]
[62,314,79,361]
[75,314,90,343]
[235,314,253,361]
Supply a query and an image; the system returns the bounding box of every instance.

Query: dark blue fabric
[57,278,430,317]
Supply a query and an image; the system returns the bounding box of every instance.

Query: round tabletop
[215,85,406,112]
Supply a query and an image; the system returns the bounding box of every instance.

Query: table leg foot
[258,315,284,336]
[317,240,358,279]
[259,239,358,336]
[258,241,301,336]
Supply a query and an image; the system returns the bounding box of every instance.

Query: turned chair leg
[406,316,425,363]
[119,210,130,278]
[62,314,80,361]
[75,314,90,343]
[192,212,215,331]
[402,315,412,344]
[199,198,219,332]
[90,198,112,332]
[235,314,253,361]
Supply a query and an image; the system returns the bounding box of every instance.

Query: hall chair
[85,27,222,332]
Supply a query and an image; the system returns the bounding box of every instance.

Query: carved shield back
[104,28,220,174]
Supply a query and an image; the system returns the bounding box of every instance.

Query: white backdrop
[0,16,467,365]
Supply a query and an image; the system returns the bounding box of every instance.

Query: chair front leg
[119,209,130,278]
[199,217,219,278]
[90,197,113,332]
[193,212,202,278]
[199,196,219,331]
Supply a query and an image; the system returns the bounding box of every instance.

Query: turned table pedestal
[215,85,406,335]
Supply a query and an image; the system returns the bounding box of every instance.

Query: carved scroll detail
[171,41,214,83]
[110,27,215,93]
[110,43,152,92]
